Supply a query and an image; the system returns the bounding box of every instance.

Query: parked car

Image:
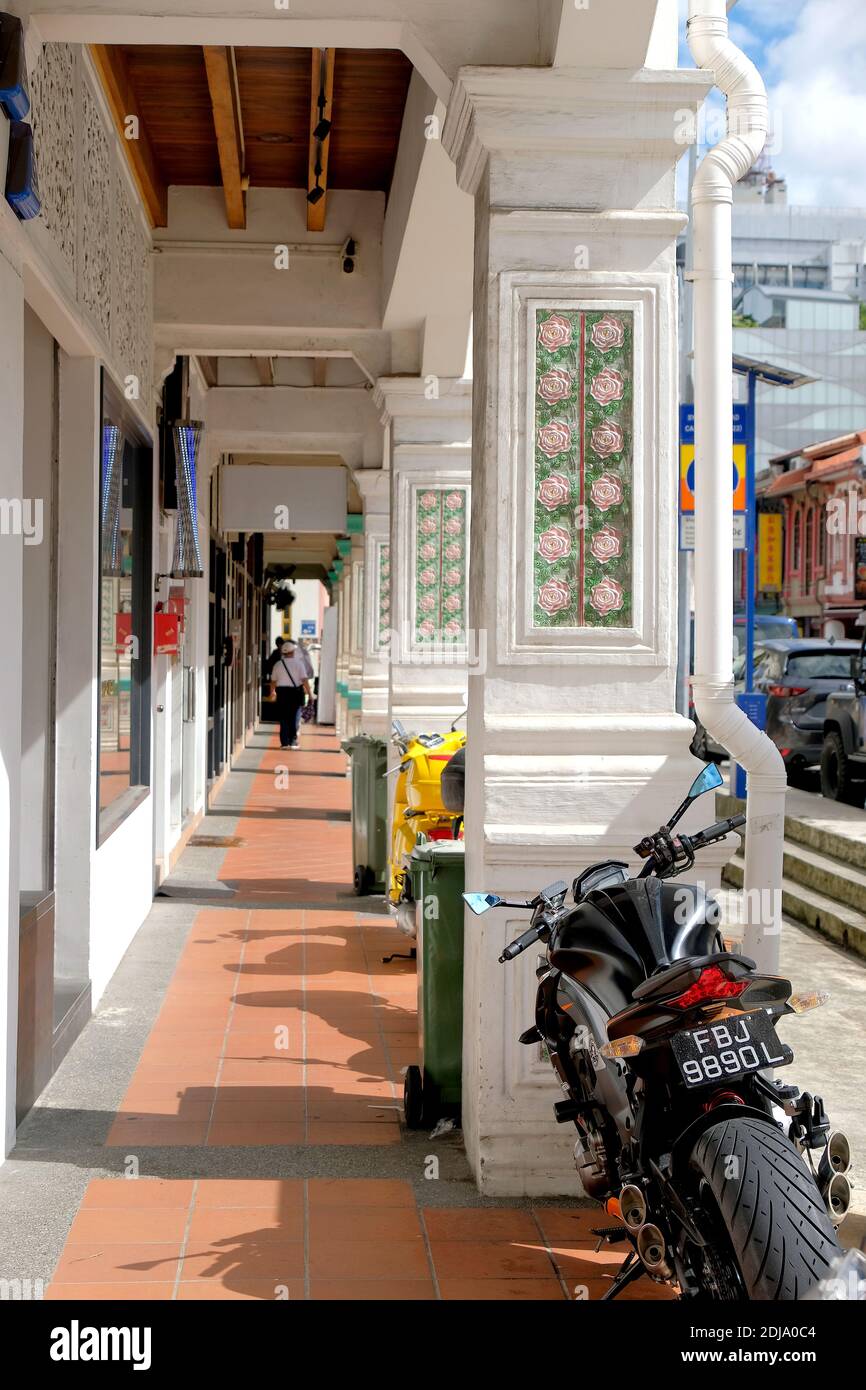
[821,625,866,803]
[691,639,860,778]
[733,612,799,654]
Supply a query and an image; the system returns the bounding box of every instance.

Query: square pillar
[346,516,365,738]
[375,378,473,736]
[354,470,391,737]
[0,249,24,1156]
[443,66,720,1193]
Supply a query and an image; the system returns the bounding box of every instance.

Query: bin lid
[410,840,465,866]
[341,735,386,751]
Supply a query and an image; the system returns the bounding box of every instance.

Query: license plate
[670,1009,792,1090]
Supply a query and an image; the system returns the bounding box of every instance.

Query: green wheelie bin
[403,840,465,1128]
[341,734,388,895]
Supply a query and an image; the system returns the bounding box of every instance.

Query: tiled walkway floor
[44,725,672,1301]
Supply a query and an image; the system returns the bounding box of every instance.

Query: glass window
[97,373,152,842]
[785,651,857,680]
[758,264,789,286]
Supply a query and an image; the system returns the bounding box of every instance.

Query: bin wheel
[403,1066,426,1129]
[353,864,373,896]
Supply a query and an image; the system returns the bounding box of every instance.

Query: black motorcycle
[464,763,850,1301]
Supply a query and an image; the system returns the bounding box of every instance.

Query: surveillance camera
[341,236,357,273]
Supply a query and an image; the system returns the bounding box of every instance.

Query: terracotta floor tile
[195,1179,304,1210]
[81,1179,194,1210]
[206,1121,306,1147]
[180,1244,304,1281]
[309,1207,422,1242]
[177,1279,305,1301]
[115,1102,212,1122]
[52,1244,183,1284]
[188,1207,304,1245]
[44,1282,176,1301]
[307,1179,415,1208]
[105,1120,208,1147]
[210,1099,306,1124]
[66,1208,190,1244]
[310,1279,435,1301]
[438,1278,566,1300]
[429,1241,554,1281]
[308,1240,430,1280]
[532,1206,606,1242]
[422,1209,541,1243]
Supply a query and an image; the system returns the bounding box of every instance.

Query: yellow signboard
[758,513,783,591]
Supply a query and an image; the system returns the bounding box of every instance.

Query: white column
[0,248,24,1156]
[333,559,350,740]
[443,66,721,1194]
[354,469,390,737]
[345,522,365,737]
[375,377,472,736]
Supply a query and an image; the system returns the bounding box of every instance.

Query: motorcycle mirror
[463,892,502,915]
[687,763,723,800]
[666,761,724,831]
[391,719,407,739]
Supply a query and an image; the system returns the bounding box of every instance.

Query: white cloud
[765,0,866,205]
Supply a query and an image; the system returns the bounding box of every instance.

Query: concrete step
[716,790,866,875]
[722,851,866,960]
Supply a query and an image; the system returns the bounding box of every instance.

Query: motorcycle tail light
[666,965,749,1011]
[601,1035,644,1059]
[767,685,808,698]
[789,989,830,1014]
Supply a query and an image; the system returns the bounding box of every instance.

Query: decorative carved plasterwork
[26,45,154,414]
[28,43,76,273]
[80,75,112,342]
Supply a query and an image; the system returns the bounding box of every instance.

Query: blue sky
[677,0,866,207]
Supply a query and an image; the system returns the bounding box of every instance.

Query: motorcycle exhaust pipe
[823,1172,852,1228]
[637,1223,673,1279]
[818,1132,852,1185]
[619,1184,647,1230]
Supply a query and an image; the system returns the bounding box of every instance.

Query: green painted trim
[336,538,352,558]
[336,681,348,698]
[333,559,344,577]
[327,569,337,582]
[347,689,362,710]
[346,514,364,534]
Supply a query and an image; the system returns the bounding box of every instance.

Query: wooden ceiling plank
[89,45,168,228]
[203,45,247,230]
[307,47,335,233]
[254,356,276,387]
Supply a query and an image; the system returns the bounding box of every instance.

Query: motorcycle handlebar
[687,813,747,849]
[499,925,542,963]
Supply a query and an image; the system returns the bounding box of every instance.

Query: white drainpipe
[687,0,786,973]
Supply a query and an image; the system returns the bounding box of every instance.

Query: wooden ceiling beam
[89,45,168,229]
[203,45,247,230]
[254,356,276,387]
[307,47,335,233]
[197,356,219,389]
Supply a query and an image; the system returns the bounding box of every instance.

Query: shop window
[97,373,153,843]
[757,264,789,286]
[817,506,827,570]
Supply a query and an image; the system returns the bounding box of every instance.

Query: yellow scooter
[387,715,466,938]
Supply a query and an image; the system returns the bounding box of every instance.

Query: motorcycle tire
[689,1116,841,1300]
[403,1065,425,1130]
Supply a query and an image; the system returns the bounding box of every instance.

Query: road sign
[679,404,749,550]
[300,619,317,638]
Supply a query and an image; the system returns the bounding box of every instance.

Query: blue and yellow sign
[679,404,747,515]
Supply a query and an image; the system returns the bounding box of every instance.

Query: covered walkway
[0,724,672,1301]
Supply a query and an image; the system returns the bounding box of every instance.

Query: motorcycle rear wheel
[688,1116,841,1300]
